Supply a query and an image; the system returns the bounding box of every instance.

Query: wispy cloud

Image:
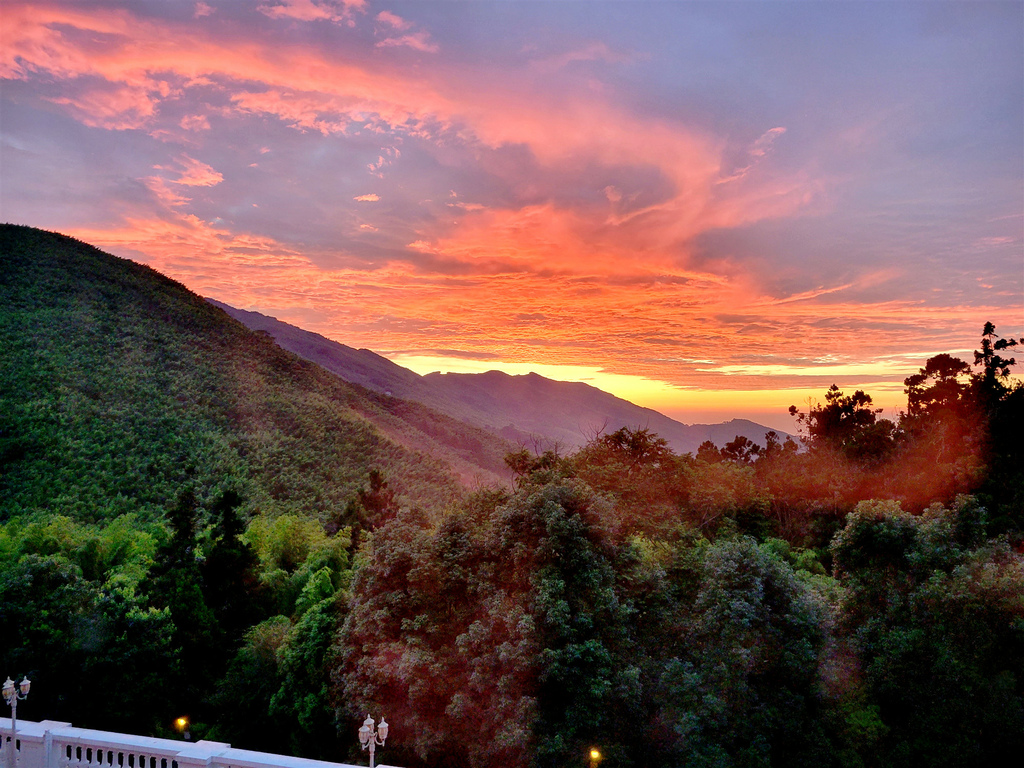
[717,127,787,184]
[375,31,439,53]
[372,8,437,51]
[376,10,411,31]
[258,0,364,24]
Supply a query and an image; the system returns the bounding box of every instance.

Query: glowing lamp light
[589,747,603,767]
[176,717,188,730]
[3,676,30,706]
[377,717,389,741]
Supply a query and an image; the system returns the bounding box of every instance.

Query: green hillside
[0,224,510,524]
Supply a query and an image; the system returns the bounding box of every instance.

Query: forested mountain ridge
[0,223,511,523]
[209,300,790,453]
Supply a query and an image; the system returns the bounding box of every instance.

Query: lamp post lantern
[357,715,388,768]
[2,677,31,768]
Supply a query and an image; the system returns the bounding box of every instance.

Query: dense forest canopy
[2,226,1022,767]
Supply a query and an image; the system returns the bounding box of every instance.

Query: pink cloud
[3,2,827,276]
[47,83,158,130]
[376,10,411,31]
[258,0,365,24]
[751,126,786,157]
[4,2,823,282]
[354,193,380,202]
[143,176,192,208]
[194,2,213,18]
[180,114,211,131]
[375,31,439,53]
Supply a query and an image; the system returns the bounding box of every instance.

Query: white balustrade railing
[1,719,397,768]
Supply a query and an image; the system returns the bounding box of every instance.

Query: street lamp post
[2,677,31,768]
[357,715,388,768]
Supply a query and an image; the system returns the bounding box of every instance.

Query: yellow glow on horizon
[699,361,917,378]
[391,355,684,405]
[654,383,908,432]
[388,354,912,433]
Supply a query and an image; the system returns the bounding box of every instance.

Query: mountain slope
[207,300,457,410]
[212,303,791,454]
[0,225,511,522]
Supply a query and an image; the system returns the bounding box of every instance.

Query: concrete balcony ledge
[1,719,399,768]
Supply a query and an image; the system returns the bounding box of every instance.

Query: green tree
[969,323,1023,531]
[721,435,761,465]
[149,488,223,719]
[831,498,1024,766]
[790,385,896,464]
[0,555,98,723]
[660,538,832,767]
[571,428,686,537]
[202,489,266,641]
[271,593,346,759]
[498,483,640,768]
[209,617,290,751]
[972,321,1018,406]
[904,353,973,419]
[81,580,177,733]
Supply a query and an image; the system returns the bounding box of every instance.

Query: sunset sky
[2,0,1021,431]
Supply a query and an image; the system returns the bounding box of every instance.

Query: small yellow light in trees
[590,748,602,762]
[176,717,188,730]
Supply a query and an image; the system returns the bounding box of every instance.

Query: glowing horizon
[1,0,1020,430]
[387,353,920,433]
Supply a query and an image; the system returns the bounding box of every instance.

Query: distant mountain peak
[212,298,792,455]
